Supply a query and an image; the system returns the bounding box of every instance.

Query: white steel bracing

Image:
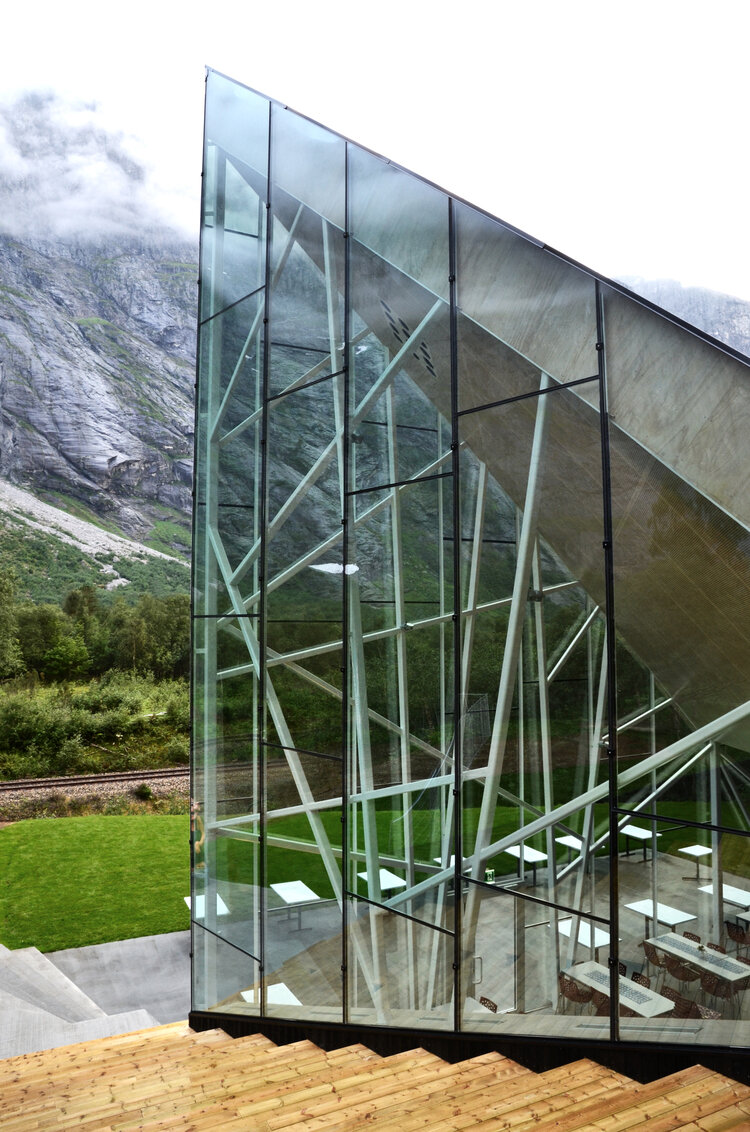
[197,163,749,1029]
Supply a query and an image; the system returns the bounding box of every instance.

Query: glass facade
[192,70,750,1052]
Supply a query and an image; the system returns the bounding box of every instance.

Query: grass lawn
[0,815,190,952]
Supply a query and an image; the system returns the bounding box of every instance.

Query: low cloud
[0,92,196,242]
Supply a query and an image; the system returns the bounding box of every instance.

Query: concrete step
[0,1008,160,1060]
[0,946,105,1022]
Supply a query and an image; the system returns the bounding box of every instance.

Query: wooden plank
[598,1080,750,1132]
[495,1066,717,1132]
[265,1055,543,1132]
[68,1042,397,1132]
[537,1070,742,1132]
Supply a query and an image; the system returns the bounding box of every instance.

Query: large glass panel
[602,284,750,532]
[455,202,597,389]
[347,896,454,1030]
[610,427,750,757]
[267,220,344,397]
[265,377,344,577]
[457,381,610,1036]
[349,147,449,303]
[264,742,344,1022]
[271,104,345,231]
[192,922,260,1016]
[459,884,615,1040]
[616,815,750,1045]
[202,72,268,321]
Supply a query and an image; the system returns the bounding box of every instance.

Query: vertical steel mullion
[200,142,225,997]
[341,142,351,1024]
[448,198,463,1033]
[386,385,417,1007]
[257,101,273,1016]
[252,192,264,966]
[709,744,722,939]
[531,546,558,1003]
[191,74,215,1010]
[596,280,620,1042]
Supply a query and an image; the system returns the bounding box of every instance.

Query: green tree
[16,603,71,676]
[42,636,91,682]
[0,566,24,679]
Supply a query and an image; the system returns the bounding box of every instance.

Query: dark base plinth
[189,1010,750,1086]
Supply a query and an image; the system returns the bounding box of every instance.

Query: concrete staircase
[0,942,158,1059]
[2,1022,750,1130]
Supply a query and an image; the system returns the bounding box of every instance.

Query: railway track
[0,767,190,794]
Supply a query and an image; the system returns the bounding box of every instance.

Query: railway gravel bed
[0,767,190,821]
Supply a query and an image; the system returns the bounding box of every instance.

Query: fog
[0,92,197,242]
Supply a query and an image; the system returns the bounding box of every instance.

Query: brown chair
[659,984,681,1017]
[683,931,701,944]
[725,920,750,957]
[591,989,609,1016]
[734,955,750,997]
[558,972,592,1014]
[707,942,726,954]
[631,972,650,989]
[557,971,575,1013]
[671,991,695,1019]
[618,961,627,977]
[665,955,701,993]
[641,941,669,990]
[701,971,737,1017]
[568,980,593,1014]
[690,1001,721,1020]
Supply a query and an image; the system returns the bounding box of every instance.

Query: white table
[625,899,696,936]
[357,868,407,893]
[241,982,301,1006]
[647,933,750,983]
[698,883,750,909]
[556,835,583,864]
[504,844,548,886]
[620,824,661,861]
[558,918,612,962]
[570,960,673,1018]
[678,844,712,880]
[432,856,469,869]
[184,894,229,918]
[270,880,321,929]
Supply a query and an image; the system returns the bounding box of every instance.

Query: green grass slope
[0,815,190,951]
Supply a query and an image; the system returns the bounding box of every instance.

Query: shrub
[163,736,189,764]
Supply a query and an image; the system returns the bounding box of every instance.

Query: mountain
[0,234,197,551]
[618,276,750,359]
[0,477,188,605]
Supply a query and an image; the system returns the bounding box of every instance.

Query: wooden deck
[2,1021,750,1130]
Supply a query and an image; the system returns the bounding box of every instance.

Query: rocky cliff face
[0,234,197,547]
[1,231,748,565]
[619,276,750,359]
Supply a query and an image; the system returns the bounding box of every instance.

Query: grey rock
[0,234,197,546]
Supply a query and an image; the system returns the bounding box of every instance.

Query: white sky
[3,0,750,298]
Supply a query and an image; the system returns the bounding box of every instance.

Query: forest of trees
[0,569,189,684]
[0,567,190,780]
